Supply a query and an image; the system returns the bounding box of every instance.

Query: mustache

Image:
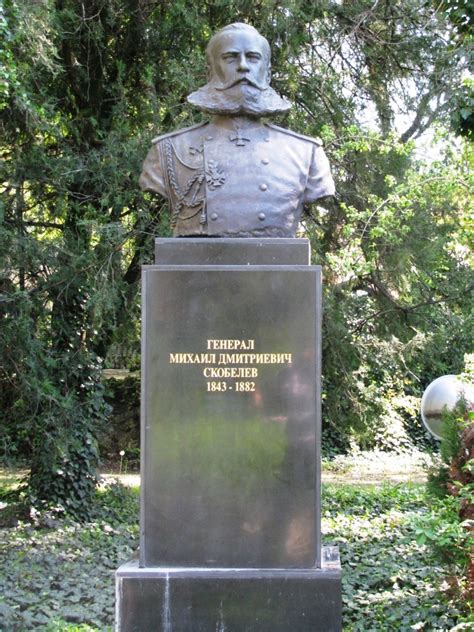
[215,77,266,91]
[187,82,292,116]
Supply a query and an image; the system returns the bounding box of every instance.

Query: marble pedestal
[116,239,342,631]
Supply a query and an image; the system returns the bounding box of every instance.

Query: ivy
[0,475,470,630]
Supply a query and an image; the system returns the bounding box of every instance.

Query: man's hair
[206,23,271,69]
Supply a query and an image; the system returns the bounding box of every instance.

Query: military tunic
[139,118,335,237]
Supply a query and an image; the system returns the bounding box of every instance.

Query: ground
[0,451,471,631]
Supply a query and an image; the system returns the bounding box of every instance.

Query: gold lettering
[203,366,260,379]
[212,352,292,365]
[206,339,255,351]
[172,343,291,393]
[170,353,216,364]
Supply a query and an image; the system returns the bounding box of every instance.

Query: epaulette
[264,123,323,146]
[152,121,209,144]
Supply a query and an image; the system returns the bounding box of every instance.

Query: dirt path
[102,450,431,487]
[321,449,430,485]
[1,450,431,490]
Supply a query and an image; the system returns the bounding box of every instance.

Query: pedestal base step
[116,554,342,631]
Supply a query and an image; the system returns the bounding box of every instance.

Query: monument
[116,23,342,631]
[139,22,334,238]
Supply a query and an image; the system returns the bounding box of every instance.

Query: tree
[439,0,474,138]
[1,0,472,513]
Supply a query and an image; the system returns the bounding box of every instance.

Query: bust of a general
[140,23,335,238]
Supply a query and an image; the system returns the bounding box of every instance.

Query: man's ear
[266,65,271,85]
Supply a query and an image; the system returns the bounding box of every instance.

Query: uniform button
[261,158,269,165]
[259,183,268,191]
[258,213,266,221]
[210,212,218,220]
[206,135,213,141]
[264,137,270,142]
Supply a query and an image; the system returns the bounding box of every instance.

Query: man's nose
[237,53,250,72]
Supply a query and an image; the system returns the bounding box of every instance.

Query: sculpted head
[187,23,291,117]
[206,23,271,90]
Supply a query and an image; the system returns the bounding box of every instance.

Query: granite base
[116,551,342,632]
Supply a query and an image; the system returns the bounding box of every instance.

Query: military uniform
[139,118,335,237]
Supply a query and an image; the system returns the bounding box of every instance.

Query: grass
[0,457,470,631]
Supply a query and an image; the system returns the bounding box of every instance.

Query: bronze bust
[139,23,335,238]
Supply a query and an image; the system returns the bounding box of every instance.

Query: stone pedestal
[116,557,341,632]
[116,238,342,631]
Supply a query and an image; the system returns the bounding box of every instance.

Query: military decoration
[205,160,226,189]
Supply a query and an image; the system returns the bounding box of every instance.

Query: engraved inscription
[207,339,255,350]
[169,339,292,393]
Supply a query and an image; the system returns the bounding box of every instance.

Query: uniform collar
[207,115,266,134]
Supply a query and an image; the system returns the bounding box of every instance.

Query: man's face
[188,25,289,116]
[210,30,269,91]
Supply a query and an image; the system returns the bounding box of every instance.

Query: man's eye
[247,54,261,62]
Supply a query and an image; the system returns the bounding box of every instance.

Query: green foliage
[426,463,452,500]
[93,479,140,524]
[318,139,473,450]
[99,372,140,464]
[0,478,139,630]
[427,396,471,497]
[439,402,465,466]
[411,494,470,566]
[45,623,105,632]
[422,390,474,610]
[1,0,472,510]
[450,78,474,140]
[437,0,474,138]
[323,483,471,630]
[0,469,469,631]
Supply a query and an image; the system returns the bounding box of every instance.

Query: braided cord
[164,138,205,228]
